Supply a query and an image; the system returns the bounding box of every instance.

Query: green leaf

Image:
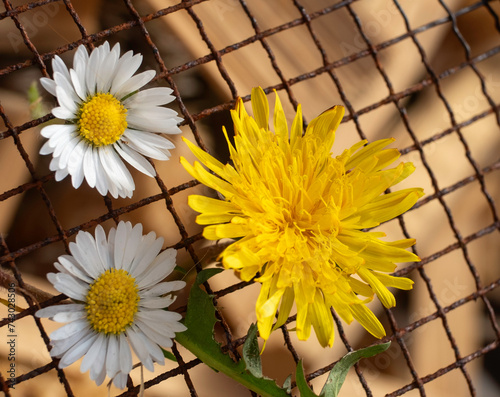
[295,360,319,397]
[242,323,262,378]
[320,342,391,397]
[175,268,290,397]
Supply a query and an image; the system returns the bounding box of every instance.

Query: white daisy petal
[57,255,93,283]
[113,70,155,100]
[136,310,184,330]
[134,318,175,348]
[67,140,87,188]
[93,149,110,196]
[128,106,180,121]
[135,248,176,288]
[101,160,120,198]
[50,326,94,357]
[126,326,154,372]
[52,55,71,81]
[52,309,86,323]
[141,280,186,297]
[128,324,165,369]
[51,134,79,156]
[40,123,74,139]
[122,87,175,108]
[98,146,135,192]
[47,272,87,301]
[129,233,164,281]
[73,46,89,96]
[127,113,182,135]
[52,105,75,120]
[54,168,69,181]
[121,222,143,272]
[85,44,101,96]
[40,140,55,155]
[82,145,97,188]
[124,128,176,150]
[112,372,128,389]
[115,141,156,177]
[40,77,57,96]
[53,71,80,104]
[36,304,84,320]
[55,85,78,115]
[81,333,106,375]
[59,332,98,368]
[110,52,143,95]
[70,235,101,277]
[55,135,80,169]
[94,364,107,387]
[123,130,171,160]
[49,319,90,341]
[118,333,133,375]
[49,132,78,152]
[113,220,131,270]
[139,296,176,309]
[38,221,186,387]
[96,43,119,93]
[70,68,86,100]
[104,334,120,378]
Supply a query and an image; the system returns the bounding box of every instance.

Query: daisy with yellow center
[181,87,423,347]
[39,41,183,198]
[36,221,186,388]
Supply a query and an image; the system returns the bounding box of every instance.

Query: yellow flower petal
[290,104,303,149]
[354,188,424,227]
[345,138,395,170]
[188,194,241,215]
[305,105,344,145]
[182,137,234,180]
[181,86,421,347]
[180,157,236,199]
[251,87,269,130]
[273,287,294,332]
[374,272,414,291]
[350,302,386,338]
[310,290,335,347]
[272,90,289,147]
[357,267,396,308]
[213,222,248,239]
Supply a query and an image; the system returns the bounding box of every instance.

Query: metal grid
[1,0,499,396]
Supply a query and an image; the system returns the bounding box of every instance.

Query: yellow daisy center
[77,93,128,146]
[85,269,139,335]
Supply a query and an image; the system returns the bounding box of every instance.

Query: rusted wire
[0,0,499,396]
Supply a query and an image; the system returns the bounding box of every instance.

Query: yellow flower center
[77,93,128,146]
[85,269,139,335]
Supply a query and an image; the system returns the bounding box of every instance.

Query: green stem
[175,332,288,397]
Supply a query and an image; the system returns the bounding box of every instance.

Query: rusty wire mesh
[1,0,500,396]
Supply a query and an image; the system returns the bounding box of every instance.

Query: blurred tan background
[1,0,500,396]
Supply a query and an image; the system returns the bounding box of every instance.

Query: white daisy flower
[36,221,187,389]
[39,41,183,198]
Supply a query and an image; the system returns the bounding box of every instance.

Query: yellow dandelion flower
[180,87,423,347]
